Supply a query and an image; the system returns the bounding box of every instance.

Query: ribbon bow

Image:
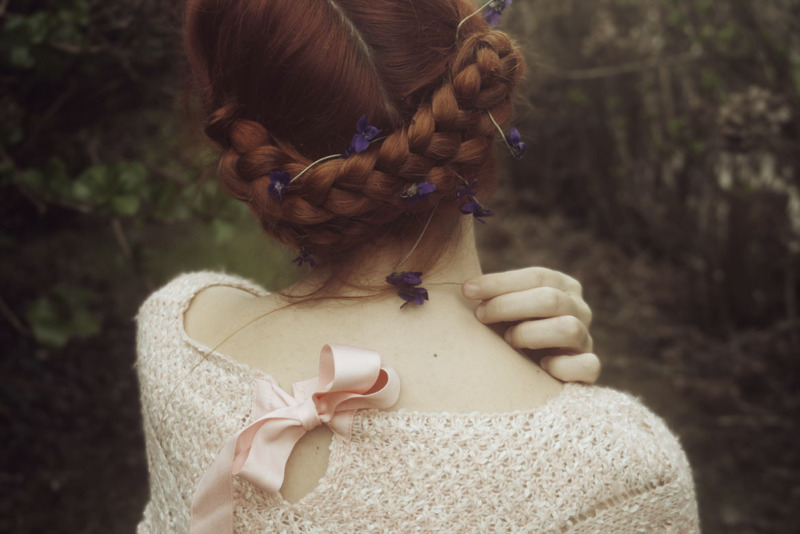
[189,344,400,534]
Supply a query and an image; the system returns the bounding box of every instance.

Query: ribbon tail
[235,417,306,493]
[190,436,237,534]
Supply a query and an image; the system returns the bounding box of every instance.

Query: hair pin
[284,115,383,190]
[487,111,525,159]
[456,0,513,39]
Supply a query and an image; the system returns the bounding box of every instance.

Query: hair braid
[189,0,524,266]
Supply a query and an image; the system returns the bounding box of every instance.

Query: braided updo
[185,0,524,268]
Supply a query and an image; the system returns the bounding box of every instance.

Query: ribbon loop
[189,344,401,534]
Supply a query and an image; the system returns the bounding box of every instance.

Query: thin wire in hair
[289,136,388,184]
[486,109,519,157]
[456,0,494,40]
[290,154,341,184]
[392,198,441,273]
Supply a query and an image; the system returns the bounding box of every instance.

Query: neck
[283,217,483,301]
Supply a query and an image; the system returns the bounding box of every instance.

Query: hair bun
[452,31,523,111]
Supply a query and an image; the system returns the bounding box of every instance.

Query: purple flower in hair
[401,181,437,205]
[268,171,291,201]
[387,271,423,286]
[292,248,317,267]
[342,115,381,158]
[483,0,512,26]
[506,127,526,159]
[455,179,478,202]
[459,198,494,223]
[386,271,429,308]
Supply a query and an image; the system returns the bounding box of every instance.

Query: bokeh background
[2,0,798,532]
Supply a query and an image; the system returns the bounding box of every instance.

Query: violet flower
[386,271,429,308]
[268,171,291,201]
[292,248,317,268]
[455,179,478,202]
[400,181,437,205]
[459,198,495,223]
[342,115,381,158]
[506,127,526,159]
[483,0,512,26]
[387,271,422,286]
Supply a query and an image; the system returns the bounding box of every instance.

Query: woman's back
[184,266,565,503]
[135,272,699,533]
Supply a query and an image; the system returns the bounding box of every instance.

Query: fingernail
[463,281,479,298]
[475,304,486,322]
[540,356,552,371]
[504,329,512,343]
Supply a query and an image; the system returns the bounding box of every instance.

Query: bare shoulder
[184,283,276,348]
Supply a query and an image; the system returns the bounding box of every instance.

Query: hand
[462,267,601,384]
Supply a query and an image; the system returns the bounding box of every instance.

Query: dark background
[2,0,798,532]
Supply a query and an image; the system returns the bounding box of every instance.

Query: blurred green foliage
[510,0,800,333]
[0,0,288,348]
[25,283,99,348]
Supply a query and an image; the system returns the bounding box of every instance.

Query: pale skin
[184,216,601,503]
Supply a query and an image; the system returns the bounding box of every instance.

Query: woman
[135,0,698,532]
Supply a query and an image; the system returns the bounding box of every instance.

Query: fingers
[475,286,592,327]
[463,267,598,385]
[540,353,601,384]
[463,266,583,300]
[504,315,593,353]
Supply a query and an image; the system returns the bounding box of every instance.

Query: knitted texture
[135,272,700,533]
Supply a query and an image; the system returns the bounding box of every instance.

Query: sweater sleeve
[566,390,700,533]
[568,478,699,533]
[134,271,269,534]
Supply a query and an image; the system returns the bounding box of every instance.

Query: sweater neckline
[169,271,583,511]
[174,271,581,419]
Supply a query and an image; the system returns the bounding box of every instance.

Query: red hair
[184,0,524,273]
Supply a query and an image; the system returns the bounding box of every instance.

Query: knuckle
[540,287,562,315]
[583,302,593,324]
[558,315,585,340]
[524,266,544,287]
[487,295,510,319]
[569,277,583,295]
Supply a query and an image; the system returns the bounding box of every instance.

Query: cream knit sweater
[135,272,699,533]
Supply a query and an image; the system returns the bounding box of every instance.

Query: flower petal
[413,287,429,305]
[459,199,477,215]
[363,125,380,140]
[268,171,291,201]
[513,140,526,159]
[351,134,371,154]
[356,114,368,133]
[417,182,437,195]
[483,10,501,26]
[402,272,423,285]
[386,272,405,286]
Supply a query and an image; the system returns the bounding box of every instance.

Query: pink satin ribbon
[189,344,401,534]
